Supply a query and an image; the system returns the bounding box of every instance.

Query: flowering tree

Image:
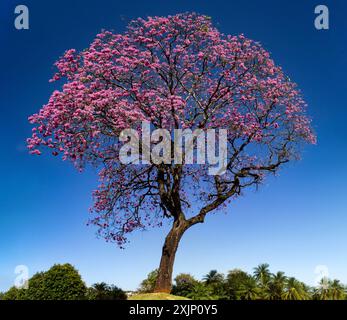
[28,13,315,292]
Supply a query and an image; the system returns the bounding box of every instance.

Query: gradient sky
[1,0,346,292]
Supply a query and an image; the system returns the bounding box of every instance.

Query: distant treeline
[1,263,345,300]
[139,264,346,300]
[0,263,126,300]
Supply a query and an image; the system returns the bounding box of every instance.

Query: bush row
[0,263,126,300]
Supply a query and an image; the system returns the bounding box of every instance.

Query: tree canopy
[27,13,315,247]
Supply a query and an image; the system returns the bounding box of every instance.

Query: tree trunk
[154,216,188,293]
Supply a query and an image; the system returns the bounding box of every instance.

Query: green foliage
[138,269,158,293]
[203,270,224,285]
[186,282,218,300]
[238,277,261,300]
[2,286,27,300]
[263,271,287,300]
[136,265,321,300]
[201,270,228,299]
[39,264,87,300]
[86,282,127,300]
[26,272,46,300]
[225,269,252,299]
[282,277,309,300]
[2,263,86,300]
[172,273,198,297]
[253,263,271,288]
[313,278,346,300]
[2,263,346,301]
[170,265,322,300]
[330,279,346,300]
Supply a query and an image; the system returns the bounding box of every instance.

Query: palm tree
[265,271,286,300]
[315,277,331,300]
[187,282,216,300]
[238,277,261,300]
[330,279,345,300]
[300,282,313,299]
[253,263,271,288]
[203,270,224,285]
[282,277,308,300]
[93,282,108,292]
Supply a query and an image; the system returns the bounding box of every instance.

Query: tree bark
[154,216,188,293]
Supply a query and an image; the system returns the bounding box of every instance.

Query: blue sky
[1,0,346,291]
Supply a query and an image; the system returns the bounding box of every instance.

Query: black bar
[0,300,345,319]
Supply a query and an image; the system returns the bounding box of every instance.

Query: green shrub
[86,282,127,300]
[2,286,27,300]
[172,273,198,297]
[2,263,86,300]
[41,263,86,300]
[186,282,217,300]
[226,269,254,300]
[26,272,46,300]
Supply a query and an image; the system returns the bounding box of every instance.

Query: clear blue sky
[1,0,346,292]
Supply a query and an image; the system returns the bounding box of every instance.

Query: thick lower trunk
[154,217,188,293]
